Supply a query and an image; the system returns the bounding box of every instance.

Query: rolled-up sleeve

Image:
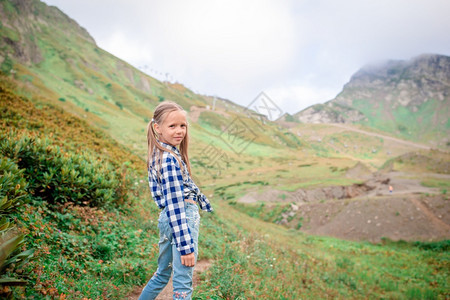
[161,155,194,255]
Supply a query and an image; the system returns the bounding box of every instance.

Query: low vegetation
[196,202,450,299]
[1,74,449,298]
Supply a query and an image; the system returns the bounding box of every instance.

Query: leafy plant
[0,132,130,207]
[0,156,33,296]
[0,230,33,286]
[0,157,28,216]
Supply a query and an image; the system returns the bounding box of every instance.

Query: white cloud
[146,0,297,90]
[42,0,450,115]
[266,83,339,115]
[101,31,153,67]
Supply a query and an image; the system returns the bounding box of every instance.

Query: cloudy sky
[43,0,450,116]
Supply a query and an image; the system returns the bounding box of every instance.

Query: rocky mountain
[293,54,450,148]
[0,0,95,65]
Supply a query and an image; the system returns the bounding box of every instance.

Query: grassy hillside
[1,0,449,299]
[197,201,449,299]
[2,77,449,299]
[351,97,449,146]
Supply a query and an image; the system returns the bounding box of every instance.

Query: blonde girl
[139,101,213,300]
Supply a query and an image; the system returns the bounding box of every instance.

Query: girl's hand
[181,253,195,267]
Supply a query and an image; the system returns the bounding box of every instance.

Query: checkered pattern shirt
[148,142,213,255]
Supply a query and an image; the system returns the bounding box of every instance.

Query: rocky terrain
[291,54,450,148]
[0,0,95,65]
[238,168,450,242]
[335,54,450,109]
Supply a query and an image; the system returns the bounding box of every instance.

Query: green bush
[0,157,28,215]
[0,56,13,75]
[0,132,129,207]
[413,240,450,252]
[0,156,33,294]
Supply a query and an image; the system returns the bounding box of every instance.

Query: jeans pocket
[158,210,171,243]
[186,210,200,244]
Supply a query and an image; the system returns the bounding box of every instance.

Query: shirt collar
[159,141,181,156]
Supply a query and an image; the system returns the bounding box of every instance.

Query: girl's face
[155,110,187,146]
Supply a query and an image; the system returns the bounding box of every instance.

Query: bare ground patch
[300,194,450,242]
[237,170,450,242]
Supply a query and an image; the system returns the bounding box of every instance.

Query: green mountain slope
[0,0,306,164]
[293,54,450,148]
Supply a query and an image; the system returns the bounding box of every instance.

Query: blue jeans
[139,202,200,300]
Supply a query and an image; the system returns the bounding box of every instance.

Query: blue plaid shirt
[148,142,213,255]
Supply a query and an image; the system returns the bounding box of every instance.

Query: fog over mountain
[290,54,450,148]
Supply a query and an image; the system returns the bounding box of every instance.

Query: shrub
[0,56,13,75]
[115,101,123,110]
[413,240,450,252]
[0,132,130,207]
[0,157,28,215]
[0,156,33,294]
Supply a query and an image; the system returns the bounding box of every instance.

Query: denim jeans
[139,202,200,300]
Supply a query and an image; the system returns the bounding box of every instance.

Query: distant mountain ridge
[292,54,450,148]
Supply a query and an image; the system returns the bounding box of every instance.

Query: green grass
[232,202,290,224]
[353,98,396,133]
[195,201,450,299]
[422,178,450,189]
[351,96,449,147]
[422,178,450,195]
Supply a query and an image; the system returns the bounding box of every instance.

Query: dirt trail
[409,198,450,233]
[126,259,211,300]
[325,123,431,150]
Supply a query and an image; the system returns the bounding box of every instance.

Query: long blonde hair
[147,101,191,176]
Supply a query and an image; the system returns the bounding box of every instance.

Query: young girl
[139,101,213,300]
